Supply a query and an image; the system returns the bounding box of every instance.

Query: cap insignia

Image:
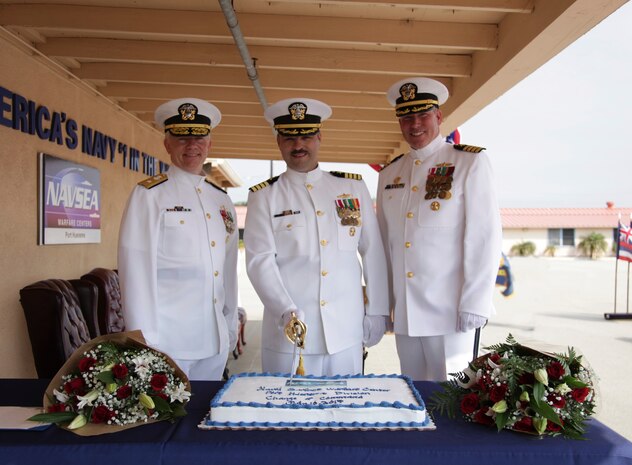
[178,103,198,121]
[400,83,418,102]
[289,102,307,121]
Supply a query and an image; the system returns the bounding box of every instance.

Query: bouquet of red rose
[29,331,190,436]
[429,334,597,439]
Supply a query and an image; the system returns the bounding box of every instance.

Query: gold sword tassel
[284,311,307,376]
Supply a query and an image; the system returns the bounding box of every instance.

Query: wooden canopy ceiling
[0,0,626,166]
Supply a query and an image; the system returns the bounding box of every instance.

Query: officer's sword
[284,311,307,382]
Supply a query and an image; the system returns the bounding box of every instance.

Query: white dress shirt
[118,165,238,360]
[377,135,502,337]
[245,166,389,355]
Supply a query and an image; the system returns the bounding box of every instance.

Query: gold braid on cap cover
[284,311,307,375]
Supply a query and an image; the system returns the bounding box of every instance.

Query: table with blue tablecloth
[1,379,632,465]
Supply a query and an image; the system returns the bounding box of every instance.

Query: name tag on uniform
[166,206,191,211]
[274,210,301,217]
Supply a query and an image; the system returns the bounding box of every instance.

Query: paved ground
[229,251,632,440]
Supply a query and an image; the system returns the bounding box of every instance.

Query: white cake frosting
[203,373,432,430]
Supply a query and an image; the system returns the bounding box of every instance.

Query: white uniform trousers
[262,343,363,376]
[395,332,475,381]
[174,349,229,381]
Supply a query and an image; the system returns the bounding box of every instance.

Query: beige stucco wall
[0,37,168,377]
[502,227,618,257]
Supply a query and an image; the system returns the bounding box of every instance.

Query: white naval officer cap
[386,77,449,118]
[154,98,222,136]
[264,98,332,136]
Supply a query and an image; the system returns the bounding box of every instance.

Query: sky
[224,2,632,208]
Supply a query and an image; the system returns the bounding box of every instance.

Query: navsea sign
[39,153,101,245]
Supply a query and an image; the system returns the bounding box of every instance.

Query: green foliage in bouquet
[429,335,597,439]
[29,341,190,430]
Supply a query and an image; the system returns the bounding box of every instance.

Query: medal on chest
[425,163,454,210]
[335,195,362,227]
[219,206,235,234]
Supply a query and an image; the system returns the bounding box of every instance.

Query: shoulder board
[205,178,227,193]
[138,173,168,189]
[249,175,280,192]
[329,171,362,181]
[384,153,405,167]
[454,144,486,153]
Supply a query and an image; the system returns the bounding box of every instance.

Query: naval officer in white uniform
[245,98,389,376]
[377,78,502,381]
[118,98,239,380]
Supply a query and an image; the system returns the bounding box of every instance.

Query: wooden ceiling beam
[100,83,395,109]
[287,0,533,14]
[0,5,497,51]
[37,38,472,77]
[76,62,453,95]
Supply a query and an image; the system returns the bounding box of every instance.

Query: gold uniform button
[320,239,328,246]
[406,212,414,219]
[316,210,324,216]
[211,241,216,247]
[407,272,414,278]
[414,160,421,166]
[180,220,185,224]
[320,300,327,306]
[405,242,411,248]
[412,185,419,192]
[214,271,219,277]
[306,184,313,190]
[321,270,328,277]
[206,213,211,219]
[286,223,293,229]
[196,188,202,193]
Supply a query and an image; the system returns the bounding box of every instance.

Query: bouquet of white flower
[29,330,191,436]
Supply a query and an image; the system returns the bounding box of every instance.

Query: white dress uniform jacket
[377,135,502,337]
[118,165,239,360]
[245,167,389,355]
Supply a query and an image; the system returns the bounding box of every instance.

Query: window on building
[548,228,575,246]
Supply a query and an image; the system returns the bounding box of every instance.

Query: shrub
[510,241,536,257]
[577,233,607,259]
[543,245,557,257]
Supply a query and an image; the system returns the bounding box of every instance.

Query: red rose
[571,387,591,403]
[547,393,566,409]
[150,373,168,391]
[546,361,565,380]
[546,419,563,432]
[112,363,129,379]
[489,353,501,363]
[47,403,66,413]
[64,377,85,394]
[116,385,132,399]
[490,384,508,402]
[518,372,535,385]
[78,357,97,373]
[473,407,495,426]
[513,416,534,432]
[91,405,115,424]
[460,393,480,414]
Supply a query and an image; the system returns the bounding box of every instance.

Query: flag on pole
[617,220,632,262]
[446,128,460,144]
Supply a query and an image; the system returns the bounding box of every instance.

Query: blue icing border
[207,372,430,427]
